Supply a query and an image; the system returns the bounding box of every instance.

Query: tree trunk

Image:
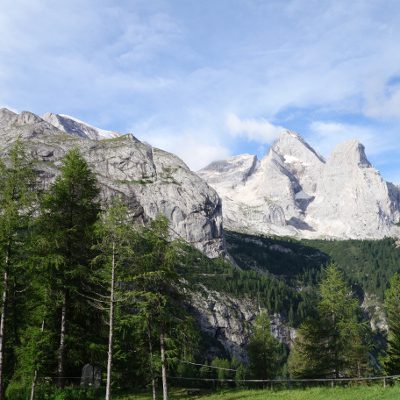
[0,268,8,400]
[0,248,10,400]
[57,291,67,388]
[105,242,116,400]
[160,330,168,400]
[30,319,45,400]
[147,323,156,400]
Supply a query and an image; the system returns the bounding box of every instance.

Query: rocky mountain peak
[0,109,225,257]
[328,139,371,169]
[0,108,17,127]
[200,130,400,240]
[271,130,325,164]
[15,111,44,126]
[42,112,120,140]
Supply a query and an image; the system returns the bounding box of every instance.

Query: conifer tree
[132,216,198,400]
[384,273,400,375]
[92,198,137,400]
[0,141,36,399]
[37,148,100,387]
[247,311,283,380]
[289,264,368,378]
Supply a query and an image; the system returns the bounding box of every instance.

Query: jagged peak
[16,111,44,125]
[42,112,120,140]
[0,107,17,115]
[328,139,371,168]
[0,108,17,124]
[270,129,325,164]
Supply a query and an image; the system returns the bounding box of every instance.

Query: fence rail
[168,374,400,391]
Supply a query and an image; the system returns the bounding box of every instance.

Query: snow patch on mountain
[42,112,120,140]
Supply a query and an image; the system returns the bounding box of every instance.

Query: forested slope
[225,231,400,301]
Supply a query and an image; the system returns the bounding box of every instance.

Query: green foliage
[210,358,231,381]
[289,265,370,378]
[247,311,284,379]
[225,231,400,326]
[384,273,400,375]
[0,140,38,389]
[34,148,102,382]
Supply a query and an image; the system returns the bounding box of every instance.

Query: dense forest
[1,142,400,400]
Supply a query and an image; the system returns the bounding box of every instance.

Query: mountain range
[199,131,400,240]
[1,107,399,247]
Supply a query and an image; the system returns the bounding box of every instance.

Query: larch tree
[37,148,100,387]
[132,216,198,400]
[384,273,400,375]
[92,198,138,400]
[0,141,36,399]
[247,310,283,380]
[289,264,368,378]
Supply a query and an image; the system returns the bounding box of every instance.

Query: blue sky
[1,0,400,181]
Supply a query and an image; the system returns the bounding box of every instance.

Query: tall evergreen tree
[92,198,137,400]
[384,273,400,375]
[0,141,36,399]
[288,264,368,378]
[247,310,283,380]
[132,216,198,400]
[37,148,100,387]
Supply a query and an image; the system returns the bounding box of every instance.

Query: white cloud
[308,121,391,157]
[138,130,231,171]
[364,84,400,118]
[226,113,285,143]
[2,0,400,180]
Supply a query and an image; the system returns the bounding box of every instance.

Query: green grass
[115,385,400,400]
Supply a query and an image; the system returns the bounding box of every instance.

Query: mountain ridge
[199,130,400,240]
[0,107,225,257]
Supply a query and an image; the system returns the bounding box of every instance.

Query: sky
[1,0,400,181]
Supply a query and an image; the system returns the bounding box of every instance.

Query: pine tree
[289,264,368,378]
[132,216,198,400]
[0,141,36,399]
[92,198,137,400]
[247,310,283,380]
[37,148,100,387]
[384,273,400,375]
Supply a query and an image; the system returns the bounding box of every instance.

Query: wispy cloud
[226,113,285,143]
[1,0,400,178]
[136,128,231,171]
[364,80,400,119]
[308,121,393,158]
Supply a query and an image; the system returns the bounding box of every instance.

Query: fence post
[383,377,386,388]
[331,380,334,388]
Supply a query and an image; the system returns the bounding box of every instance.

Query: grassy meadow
[115,385,400,400]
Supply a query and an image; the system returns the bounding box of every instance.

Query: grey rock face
[361,293,388,333]
[306,140,399,238]
[199,131,400,240]
[190,286,294,361]
[42,113,120,140]
[0,109,224,257]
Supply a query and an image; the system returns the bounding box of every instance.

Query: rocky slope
[198,131,400,240]
[42,112,120,140]
[0,108,224,257]
[190,286,295,361]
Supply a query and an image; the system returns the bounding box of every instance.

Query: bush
[5,382,103,400]
[5,380,30,400]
